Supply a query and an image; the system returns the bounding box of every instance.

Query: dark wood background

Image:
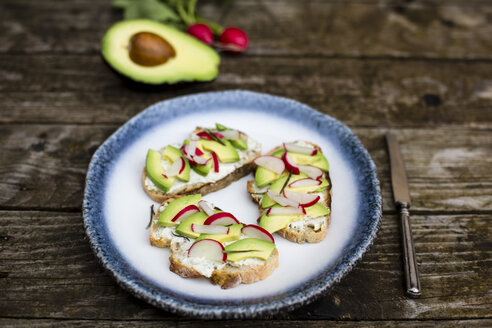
[1,0,491,326]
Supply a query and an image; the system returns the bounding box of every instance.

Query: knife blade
[385,132,421,298]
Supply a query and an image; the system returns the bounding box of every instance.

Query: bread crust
[169,249,279,289]
[249,141,332,244]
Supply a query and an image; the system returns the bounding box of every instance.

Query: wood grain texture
[0,319,491,328]
[0,211,490,320]
[1,125,490,212]
[1,0,492,59]
[1,55,492,127]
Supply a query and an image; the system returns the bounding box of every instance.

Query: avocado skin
[101,19,220,85]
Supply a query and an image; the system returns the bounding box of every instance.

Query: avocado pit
[129,31,176,67]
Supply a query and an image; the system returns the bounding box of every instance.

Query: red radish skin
[241,225,275,243]
[283,190,321,207]
[219,27,248,54]
[266,206,306,216]
[191,224,229,234]
[211,151,219,173]
[187,239,227,263]
[282,152,300,175]
[198,200,215,216]
[186,23,213,45]
[171,205,200,222]
[178,157,185,174]
[288,178,322,188]
[298,164,323,179]
[161,173,168,179]
[203,212,240,225]
[181,145,204,157]
[283,143,318,156]
[197,131,214,140]
[254,155,285,175]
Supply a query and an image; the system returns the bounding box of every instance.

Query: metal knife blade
[386,132,411,205]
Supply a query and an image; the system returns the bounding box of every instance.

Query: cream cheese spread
[288,216,326,232]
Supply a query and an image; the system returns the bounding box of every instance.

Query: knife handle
[398,202,421,298]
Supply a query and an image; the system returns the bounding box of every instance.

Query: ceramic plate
[83,90,381,318]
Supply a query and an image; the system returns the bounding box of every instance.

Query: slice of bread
[247,141,332,244]
[143,127,261,203]
[149,199,279,289]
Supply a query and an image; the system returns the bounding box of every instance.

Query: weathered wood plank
[0,211,490,320]
[0,125,490,212]
[0,319,491,328]
[1,55,492,127]
[1,0,491,59]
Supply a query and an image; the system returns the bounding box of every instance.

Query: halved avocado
[101,19,220,84]
[146,149,175,192]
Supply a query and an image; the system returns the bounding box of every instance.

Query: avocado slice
[224,238,275,262]
[157,194,201,227]
[198,139,239,163]
[146,149,175,192]
[259,203,330,233]
[175,211,208,238]
[261,172,309,208]
[162,145,190,182]
[195,224,243,243]
[288,152,330,172]
[101,19,220,84]
[254,149,285,187]
[183,139,212,176]
[215,123,248,150]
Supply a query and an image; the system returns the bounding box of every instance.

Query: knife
[386,132,422,298]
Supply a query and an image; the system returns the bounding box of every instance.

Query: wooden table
[1,0,491,326]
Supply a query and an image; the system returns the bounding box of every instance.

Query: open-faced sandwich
[247,141,331,243]
[149,194,279,289]
[143,123,261,203]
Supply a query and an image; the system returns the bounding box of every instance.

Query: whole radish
[219,27,248,54]
[186,23,214,45]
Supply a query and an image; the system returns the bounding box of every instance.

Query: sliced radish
[188,239,227,262]
[192,155,210,165]
[298,165,323,179]
[188,140,197,158]
[203,212,240,225]
[266,206,305,216]
[218,129,240,140]
[171,205,200,222]
[211,151,219,173]
[254,155,285,175]
[191,224,229,234]
[282,152,300,175]
[161,173,168,179]
[166,157,185,177]
[241,225,275,243]
[198,200,215,216]
[283,142,318,156]
[181,145,204,157]
[288,178,322,188]
[283,190,321,207]
[266,189,300,207]
[196,131,214,140]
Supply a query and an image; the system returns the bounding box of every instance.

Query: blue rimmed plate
[83,90,381,318]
